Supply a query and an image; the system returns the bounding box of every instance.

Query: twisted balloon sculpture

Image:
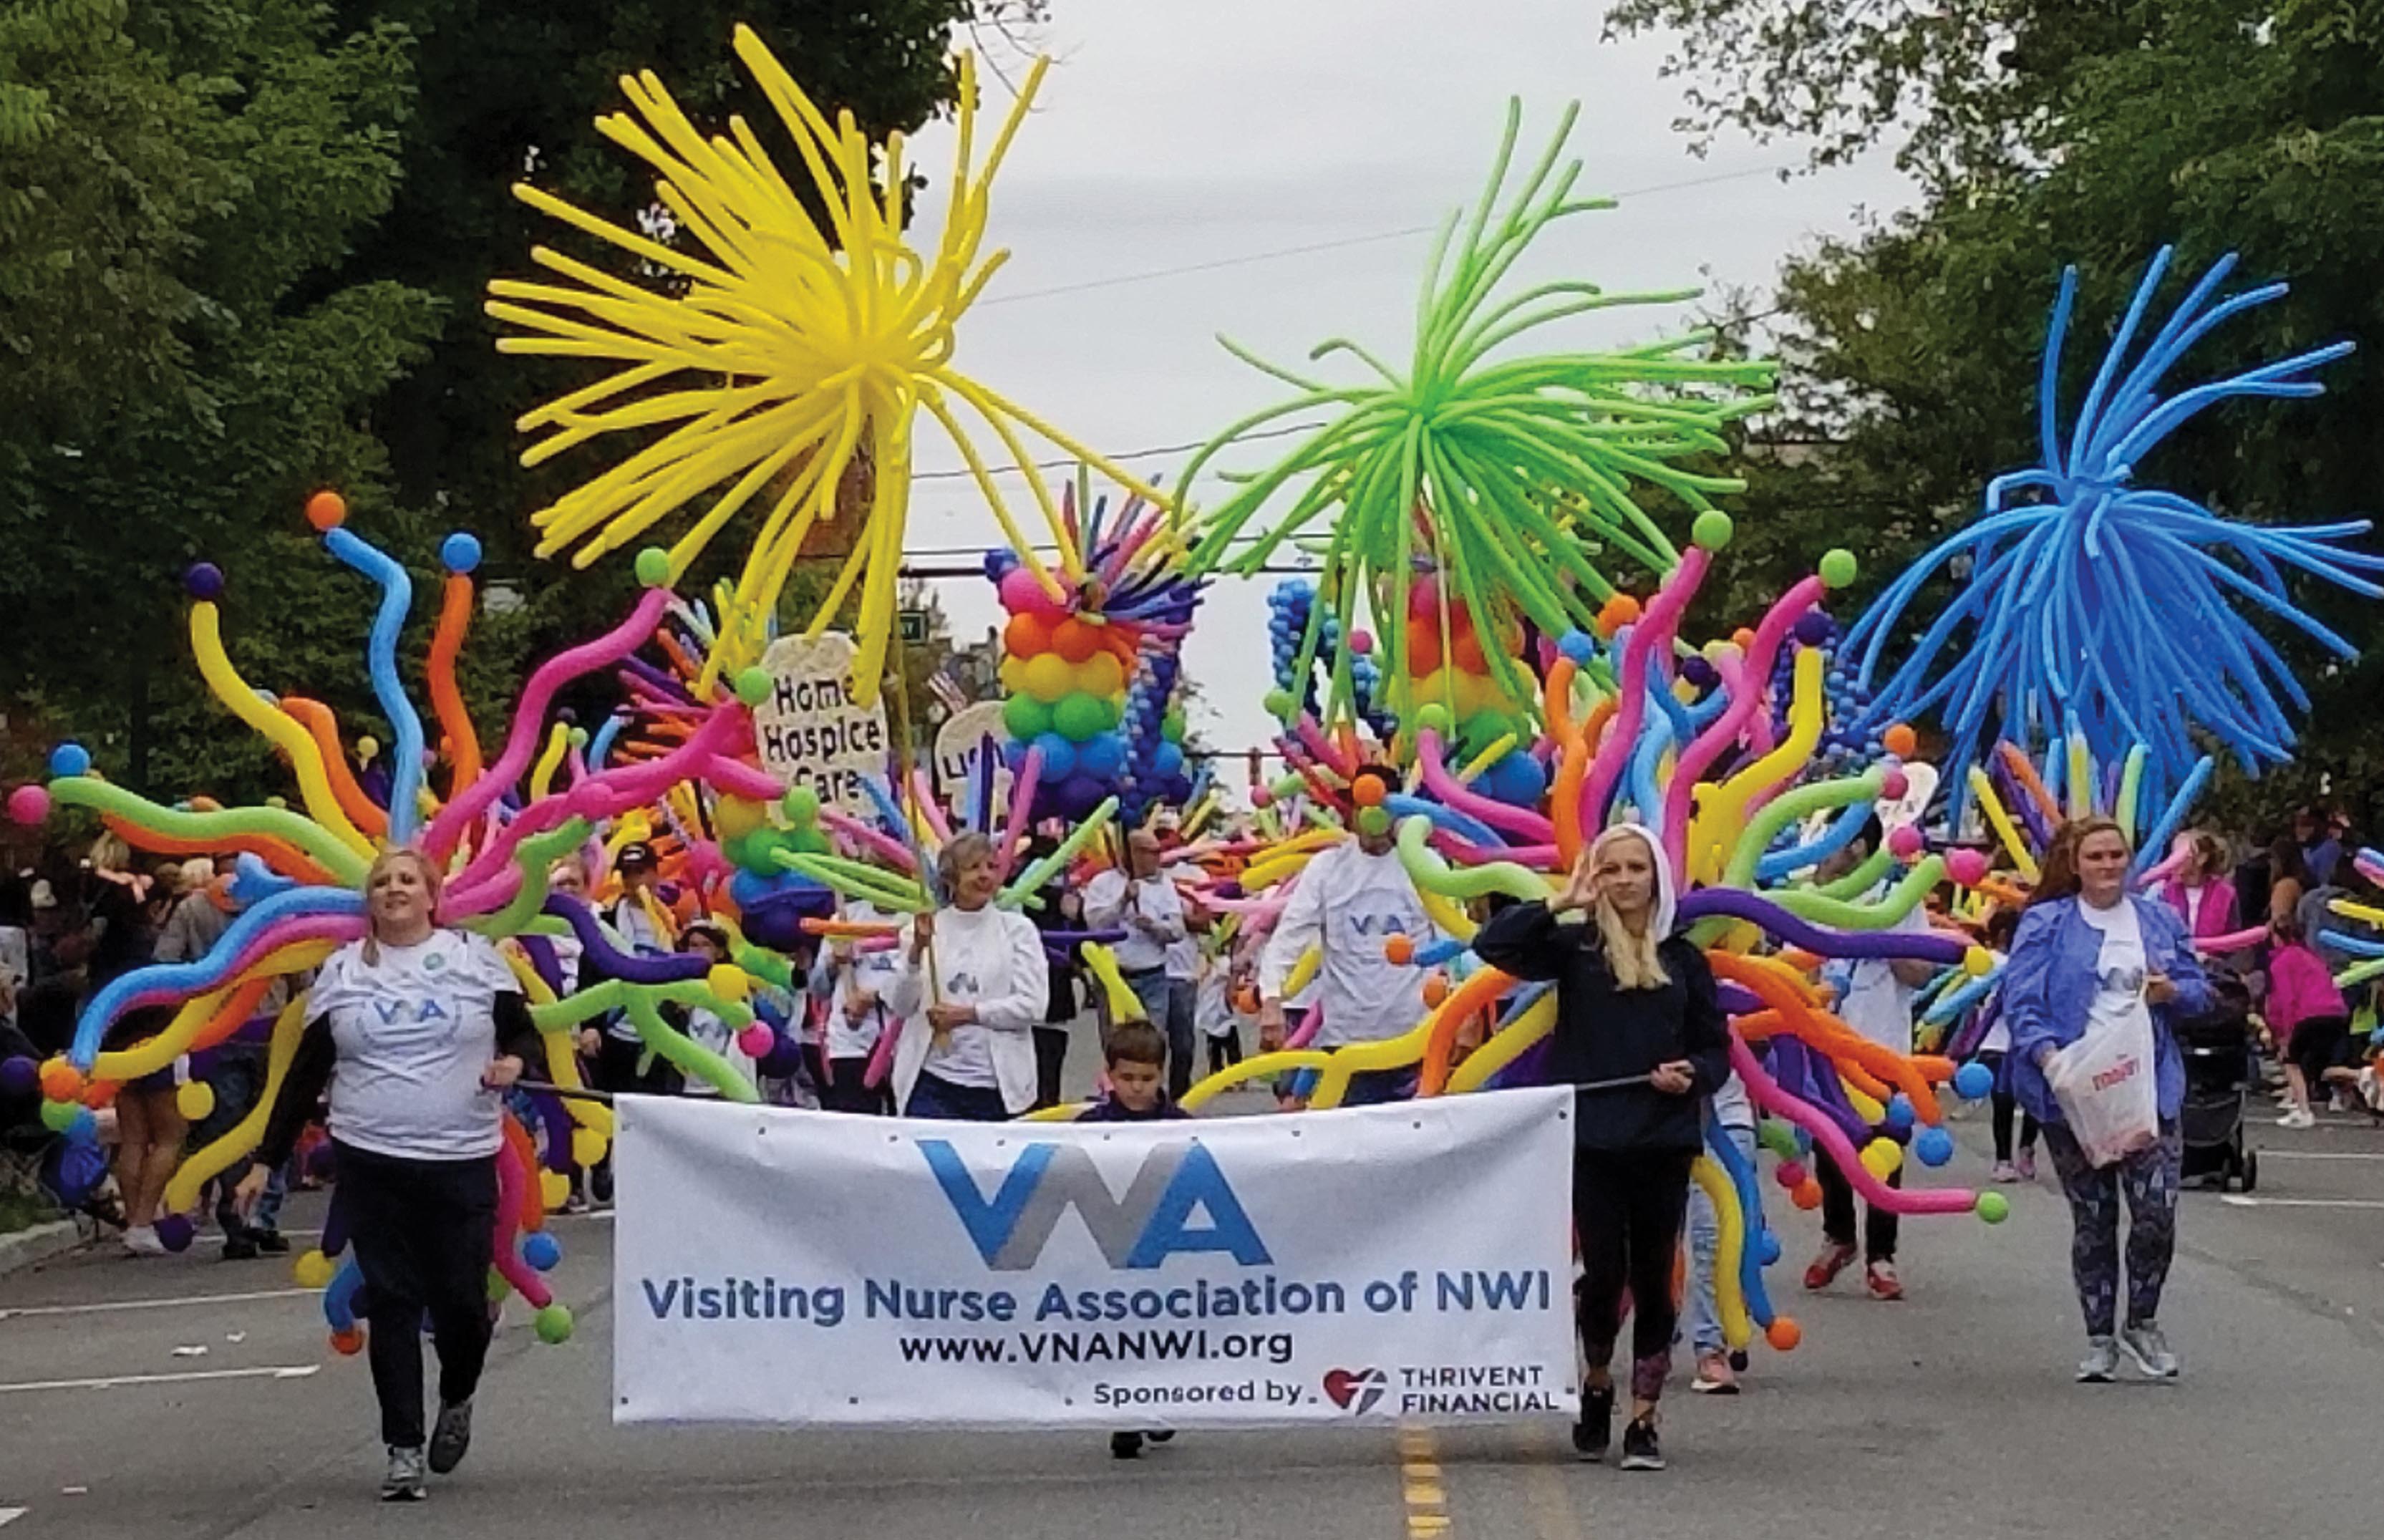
[1847,248,2382,818]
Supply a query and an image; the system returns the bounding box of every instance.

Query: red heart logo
[1322,1367,1385,1413]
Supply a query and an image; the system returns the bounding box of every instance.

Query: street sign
[898,609,931,646]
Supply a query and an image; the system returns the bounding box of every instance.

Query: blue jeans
[904,1072,1011,1122]
[1682,1123,1755,1355]
[199,1054,286,1232]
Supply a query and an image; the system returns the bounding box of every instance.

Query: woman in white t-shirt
[887,833,1048,1120]
[238,849,541,1501]
[2003,817,2210,1385]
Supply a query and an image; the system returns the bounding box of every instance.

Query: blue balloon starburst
[1846,247,2384,814]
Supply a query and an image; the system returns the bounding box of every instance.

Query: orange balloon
[1884,723,1919,758]
[1451,629,1489,674]
[1596,594,1642,637]
[38,1060,82,1103]
[1052,619,1100,664]
[1004,611,1053,659]
[304,490,348,531]
[1406,628,1443,677]
[330,1328,367,1357]
[1421,974,1450,1008]
[1791,1178,1824,1211]
[1382,933,1414,964]
[1765,1317,1803,1352]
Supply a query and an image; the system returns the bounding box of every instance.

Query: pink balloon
[737,1025,775,1059]
[999,566,1070,618]
[1945,848,1990,886]
[1887,823,1924,860]
[6,784,49,825]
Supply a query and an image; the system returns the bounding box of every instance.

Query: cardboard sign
[933,700,1013,818]
[751,633,891,815]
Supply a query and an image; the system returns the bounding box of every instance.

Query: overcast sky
[889,0,1913,788]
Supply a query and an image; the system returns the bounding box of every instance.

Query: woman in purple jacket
[2002,817,2211,1385]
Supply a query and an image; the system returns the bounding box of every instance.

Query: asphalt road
[5,1049,2381,1540]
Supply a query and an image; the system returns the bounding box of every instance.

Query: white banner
[749,632,891,816]
[613,1090,1579,1428]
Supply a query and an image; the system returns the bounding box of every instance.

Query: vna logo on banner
[919,1140,1273,1272]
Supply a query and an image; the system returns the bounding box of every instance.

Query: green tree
[1613,0,2384,832]
[4,0,1025,810]
[0,0,442,799]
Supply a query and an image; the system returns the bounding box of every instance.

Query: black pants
[1817,1149,1901,1261]
[2289,1014,2354,1085]
[818,1054,892,1115]
[1206,1027,1244,1076]
[597,1032,678,1095]
[335,1141,499,1450]
[1033,1025,1070,1110]
[1979,1051,2040,1161]
[1571,1146,1695,1404]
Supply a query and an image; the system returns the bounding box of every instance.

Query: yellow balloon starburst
[488,26,1167,701]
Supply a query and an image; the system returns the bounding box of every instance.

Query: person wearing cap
[593,843,678,1095]
[1256,766,1439,1105]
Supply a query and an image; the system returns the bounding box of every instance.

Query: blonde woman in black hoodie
[1473,823,1731,1473]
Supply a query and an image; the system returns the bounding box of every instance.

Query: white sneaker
[1991,1161,2021,1183]
[2277,1108,2316,1129]
[121,1226,165,1256]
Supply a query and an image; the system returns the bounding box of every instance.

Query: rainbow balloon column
[1848,247,2382,818]
[992,489,1203,823]
[1,496,773,1337]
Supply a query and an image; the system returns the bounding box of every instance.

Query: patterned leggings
[2040,1118,2182,1338]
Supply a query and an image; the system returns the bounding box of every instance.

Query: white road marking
[0,1287,320,1322]
[2219,1195,2384,1209]
[2254,1149,2384,1161]
[0,1508,26,1528]
[0,1364,321,1395]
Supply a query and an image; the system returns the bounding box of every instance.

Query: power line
[975,160,1797,308]
[911,418,1326,481]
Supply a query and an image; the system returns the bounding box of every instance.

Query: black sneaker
[1571,1382,1614,1462]
[253,1229,291,1255]
[221,1232,260,1261]
[427,1399,474,1475]
[1110,1431,1144,1460]
[381,1445,427,1501]
[1145,1429,1176,1445]
[1619,1415,1665,1472]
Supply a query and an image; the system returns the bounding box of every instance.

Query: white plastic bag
[2045,998,2159,1168]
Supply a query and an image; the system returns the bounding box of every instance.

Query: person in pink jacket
[2158,831,2239,941]
[2266,911,2350,1128]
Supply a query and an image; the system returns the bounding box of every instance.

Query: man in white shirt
[1806,824,1934,1301]
[1257,768,1438,1105]
[1083,829,1194,1091]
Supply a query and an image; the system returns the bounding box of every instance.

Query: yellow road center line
[1399,1422,1450,1539]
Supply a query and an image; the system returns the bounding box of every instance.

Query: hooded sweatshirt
[1470,823,1732,1152]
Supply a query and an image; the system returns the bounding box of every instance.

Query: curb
[0,1218,88,1277]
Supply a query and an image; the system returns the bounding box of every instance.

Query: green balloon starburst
[1178,100,1777,727]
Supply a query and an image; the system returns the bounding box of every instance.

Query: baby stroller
[2176,976,2257,1192]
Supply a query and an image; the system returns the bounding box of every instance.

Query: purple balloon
[1056,773,1107,816]
[545,896,709,984]
[1677,888,1965,964]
